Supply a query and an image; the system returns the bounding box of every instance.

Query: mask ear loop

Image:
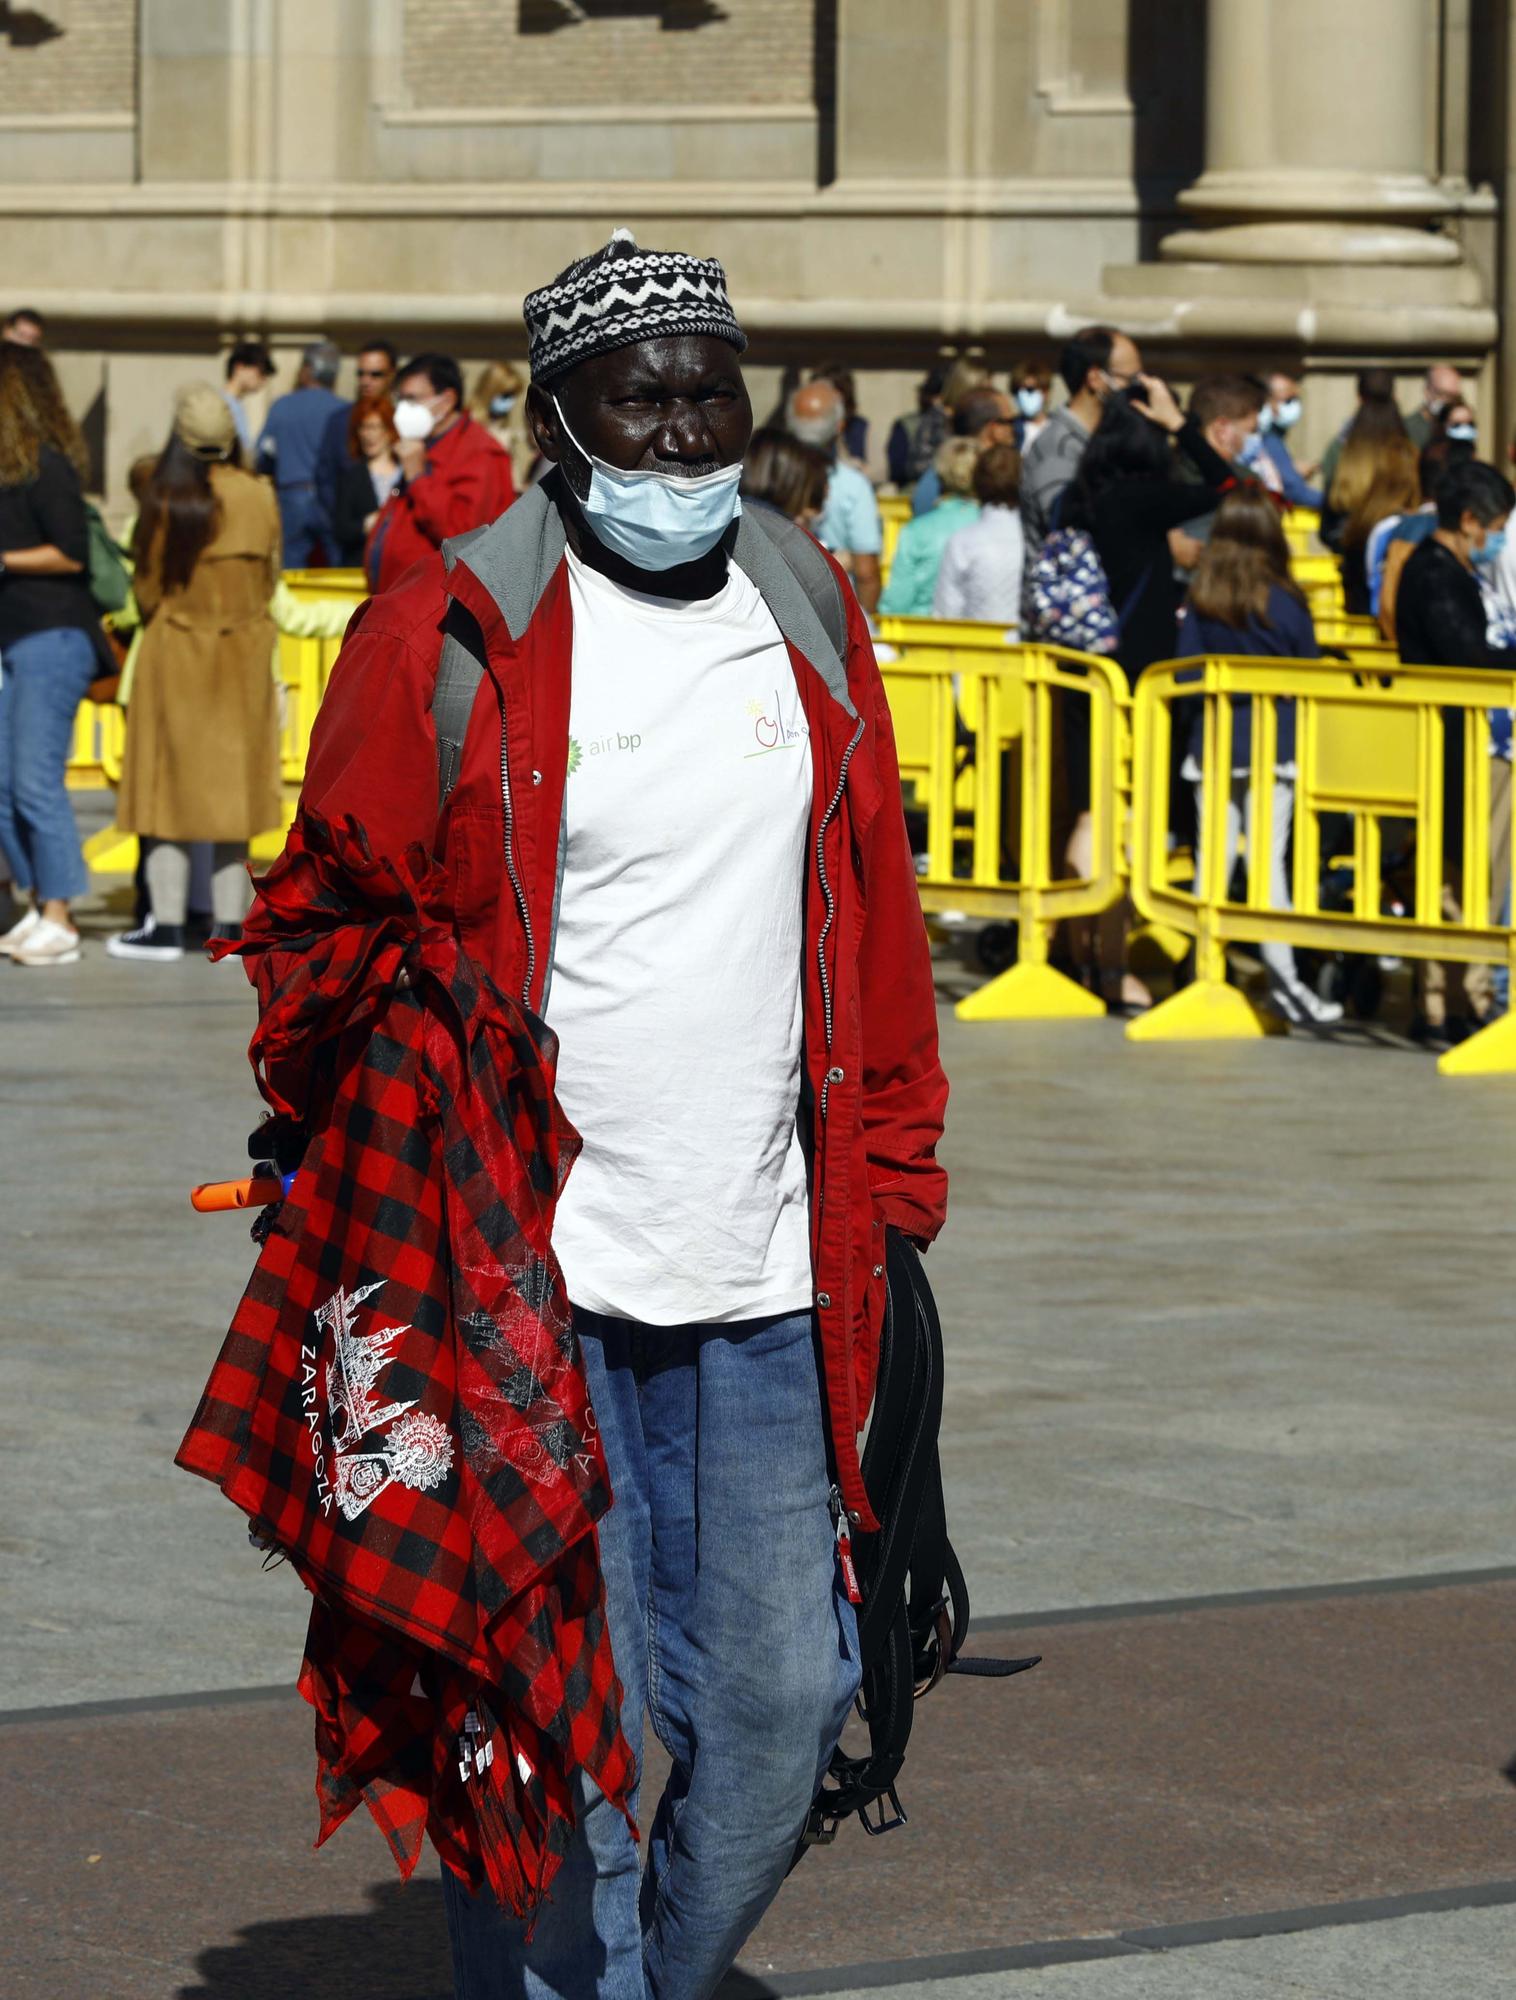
[550,395,600,502]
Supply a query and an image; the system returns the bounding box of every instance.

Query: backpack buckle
[914,1598,954,1697]
[797,1800,840,1850]
[859,1785,908,1837]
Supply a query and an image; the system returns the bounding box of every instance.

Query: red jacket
[366,413,516,593]
[300,485,949,1528]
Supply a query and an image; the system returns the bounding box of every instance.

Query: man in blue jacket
[255,339,349,567]
[1259,370,1322,509]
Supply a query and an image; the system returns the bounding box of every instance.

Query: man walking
[292,228,948,1997]
[255,339,348,566]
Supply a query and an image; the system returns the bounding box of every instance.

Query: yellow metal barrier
[66,700,127,791]
[1283,507,1320,557]
[877,616,1130,1019]
[878,492,911,585]
[1128,654,1516,1072]
[1313,610,1394,659]
[1296,556,1346,625]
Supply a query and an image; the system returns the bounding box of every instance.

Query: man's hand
[853,551,882,615]
[396,437,428,483]
[1130,373,1185,435]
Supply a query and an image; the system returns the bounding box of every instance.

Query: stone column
[1161,0,1457,269]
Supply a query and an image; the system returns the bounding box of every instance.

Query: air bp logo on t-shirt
[745,689,810,758]
[567,731,645,774]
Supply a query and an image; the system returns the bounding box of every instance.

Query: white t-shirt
[545,548,815,1325]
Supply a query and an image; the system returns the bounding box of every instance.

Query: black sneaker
[107,917,186,963]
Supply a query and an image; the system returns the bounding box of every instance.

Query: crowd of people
[0,299,1511,1042]
[0,316,528,966]
[748,330,1512,1042]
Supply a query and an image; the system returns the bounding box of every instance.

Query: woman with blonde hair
[107,383,282,962]
[879,435,982,617]
[1332,430,1420,615]
[1177,486,1342,1026]
[468,360,534,490]
[0,340,106,966]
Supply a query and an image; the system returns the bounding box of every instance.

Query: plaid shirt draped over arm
[176,810,636,1918]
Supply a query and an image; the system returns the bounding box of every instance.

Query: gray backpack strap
[432,489,567,808]
[432,604,488,811]
[738,500,850,664]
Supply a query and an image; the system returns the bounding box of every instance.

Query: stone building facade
[0,0,1509,508]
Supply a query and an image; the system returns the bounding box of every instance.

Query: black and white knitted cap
[523,228,747,384]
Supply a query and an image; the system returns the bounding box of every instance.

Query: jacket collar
[443,476,855,718]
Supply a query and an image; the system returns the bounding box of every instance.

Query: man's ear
[527,384,561,465]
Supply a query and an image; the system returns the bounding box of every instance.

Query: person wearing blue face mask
[1258,370,1323,510]
[290,227,948,1999]
[1011,357,1053,452]
[469,358,536,490]
[1396,458,1516,1047]
[1436,399,1480,448]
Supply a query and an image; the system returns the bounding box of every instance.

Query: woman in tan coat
[109,382,282,962]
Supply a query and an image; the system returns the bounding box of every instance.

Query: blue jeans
[442,1308,861,2000]
[276,485,327,569]
[0,625,97,902]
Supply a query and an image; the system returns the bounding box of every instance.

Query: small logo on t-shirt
[745,689,809,758]
[568,731,643,774]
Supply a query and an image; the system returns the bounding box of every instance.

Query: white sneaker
[0,906,40,956]
[12,917,81,966]
[1268,973,1344,1028]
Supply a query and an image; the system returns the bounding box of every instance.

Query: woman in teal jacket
[879,436,981,617]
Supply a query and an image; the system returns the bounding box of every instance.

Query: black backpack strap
[795,1235,1039,1864]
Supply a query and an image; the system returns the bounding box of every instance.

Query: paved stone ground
[4,816,1516,1996]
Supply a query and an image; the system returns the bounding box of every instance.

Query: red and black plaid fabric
[176,810,636,1916]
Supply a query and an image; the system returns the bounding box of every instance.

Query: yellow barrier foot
[1125,979,1280,1042]
[955,962,1106,1022]
[1438,1012,1516,1077]
[1129,920,1193,965]
[83,825,139,875]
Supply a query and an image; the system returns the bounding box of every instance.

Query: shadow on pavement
[173,1872,789,2000]
[176,1877,453,2000]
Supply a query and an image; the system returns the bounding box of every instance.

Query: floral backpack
[1023,485,1149,655]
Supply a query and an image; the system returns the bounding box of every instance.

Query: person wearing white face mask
[283,227,947,2000]
[364,350,515,591]
[1258,370,1322,509]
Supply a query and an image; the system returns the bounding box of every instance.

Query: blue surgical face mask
[1271,396,1302,433]
[1016,386,1044,419]
[553,397,743,571]
[1238,429,1264,467]
[489,392,516,420]
[1446,422,1477,443]
[1473,527,1507,568]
